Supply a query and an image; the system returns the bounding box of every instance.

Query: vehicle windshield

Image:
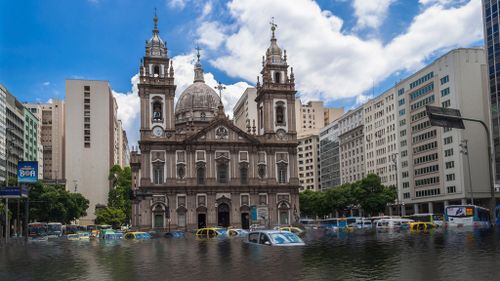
[447,207,473,217]
[270,232,303,244]
[136,233,150,239]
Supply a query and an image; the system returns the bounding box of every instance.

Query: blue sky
[0,0,485,145]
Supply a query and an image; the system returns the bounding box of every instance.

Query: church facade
[130,15,300,230]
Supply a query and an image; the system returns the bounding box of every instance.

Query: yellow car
[90,229,100,239]
[195,228,227,238]
[67,234,80,241]
[410,222,437,232]
[276,226,305,237]
[124,232,152,240]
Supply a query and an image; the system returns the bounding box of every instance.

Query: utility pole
[460,140,474,205]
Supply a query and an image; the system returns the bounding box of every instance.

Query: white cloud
[197,22,227,50]
[352,0,395,30]
[167,0,187,9]
[204,0,482,103]
[42,81,50,86]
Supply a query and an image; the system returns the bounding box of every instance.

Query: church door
[198,213,206,229]
[241,213,250,229]
[154,214,164,228]
[217,203,230,227]
[279,210,289,226]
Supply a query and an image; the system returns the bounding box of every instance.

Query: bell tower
[138,13,177,138]
[255,19,297,137]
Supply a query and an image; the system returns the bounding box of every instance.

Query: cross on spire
[270,17,277,39]
[195,45,201,63]
[153,8,159,32]
[215,81,226,116]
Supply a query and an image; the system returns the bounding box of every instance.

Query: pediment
[183,118,260,144]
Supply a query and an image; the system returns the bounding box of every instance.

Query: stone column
[461,198,467,205]
[401,204,406,216]
[428,202,434,214]
[413,204,419,215]
[444,200,449,208]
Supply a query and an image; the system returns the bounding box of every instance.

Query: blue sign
[0,187,28,198]
[17,161,38,183]
[250,206,257,221]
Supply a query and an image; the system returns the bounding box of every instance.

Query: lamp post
[460,139,474,205]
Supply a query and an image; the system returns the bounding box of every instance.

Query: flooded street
[1,229,500,281]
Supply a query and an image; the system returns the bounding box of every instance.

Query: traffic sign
[426,105,465,129]
[0,187,28,198]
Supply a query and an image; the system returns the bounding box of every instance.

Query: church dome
[174,50,221,123]
[175,82,220,116]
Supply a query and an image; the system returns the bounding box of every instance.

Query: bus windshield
[29,223,48,236]
[446,207,473,217]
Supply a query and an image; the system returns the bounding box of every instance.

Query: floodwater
[1,229,499,281]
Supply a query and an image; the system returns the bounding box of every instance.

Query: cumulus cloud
[42,81,50,86]
[352,0,395,30]
[167,0,187,9]
[204,0,482,103]
[197,22,227,50]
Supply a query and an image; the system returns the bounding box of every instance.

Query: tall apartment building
[396,48,491,215]
[319,120,341,191]
[233,87,257,131]
[5,90,24,180]
[295,99,343,135]
[25,101,65,181]
[363,88,398,187]
[25,105,44,180]
[482,0,500,183]
[116,120,130,167]
[66,79,119,224]
[297,134,320,191]
[0,85,7,183]
[338,106,364,184]
[23,108,39,162]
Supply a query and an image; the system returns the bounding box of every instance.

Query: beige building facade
[65,79,118,224]
[297,134,320,191]
[233,87,257,131]
[339,106,365,184]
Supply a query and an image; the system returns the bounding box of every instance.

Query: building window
[153,162,164,184]
[258,164,266,179]
[442,100,451,108]
[217,162,228,184]
[440,75,449,85]
[447,186,456,193]
[446,173,455,181]
[197,195,206,207]
[259,194,267,205]
[197,162,205,185]
[277,162,288,184]
[441,88,450,97]
[275,102,286,126]
[177,164,186,179]
[152,100,163,122]
[240,163,249,185]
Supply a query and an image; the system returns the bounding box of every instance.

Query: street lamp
[460,140,474,205]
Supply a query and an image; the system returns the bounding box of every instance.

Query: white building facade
[338,107,365,184]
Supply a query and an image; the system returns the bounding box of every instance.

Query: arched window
[197,162,205,185]
[277,162,287,184]
[274,71,281,83]
[152,100,163,122]
[258,164,266,179]
[154,65,160,77]
[275,102,285,126]
[153,162,164,184]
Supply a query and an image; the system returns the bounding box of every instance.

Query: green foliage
[108,165,132,225]
[299,174,396,217]
[29,181,89,224]
[95,207,126,228]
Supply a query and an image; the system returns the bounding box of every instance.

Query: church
[130,15,300,230]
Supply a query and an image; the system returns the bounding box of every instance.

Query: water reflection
[1,229,500,281]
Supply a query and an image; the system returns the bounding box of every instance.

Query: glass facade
[319,121,340,191]
[483,0,500,182]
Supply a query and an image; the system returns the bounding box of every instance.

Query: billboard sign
[17,161,38,183]
[0,187,28,198]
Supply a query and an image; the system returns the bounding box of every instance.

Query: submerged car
[247,230,305,246]
[409,222,437,232]
[78,232,91,240]
[67,234,80,241]
[195,228,227,238]
[164,231,186,238]
[124,232,152,240]
[227,228,249,237]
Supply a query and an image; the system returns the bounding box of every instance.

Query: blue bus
[319,218,350,230]
[496,206,500,226]
[444,205,490,229]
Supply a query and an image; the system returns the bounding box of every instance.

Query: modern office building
[233,87,258,131]
[297,134,320,191]
[65,79,120,224]
[363,88,398,187]
[338,106,364,184]
[25,101,65,181]
[482,0,500,183]
[319,120,341,191]
[0,85,7,183]
[396,48,491,215]
[5,90,24,181]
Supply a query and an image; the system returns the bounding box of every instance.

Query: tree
[352,174,396,216]
[325,183,354,216]
[108,165,132,224]
[299,190,329,218]
[95,207,126,228]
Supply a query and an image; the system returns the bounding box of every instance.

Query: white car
[246,230,305,246]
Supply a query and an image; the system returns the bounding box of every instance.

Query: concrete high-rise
[5,90,24,181]
[338,106,365,184]
[0,85,8,182]
[25,101,65,181]
[65,79,119,225]
[233,88,258,131]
